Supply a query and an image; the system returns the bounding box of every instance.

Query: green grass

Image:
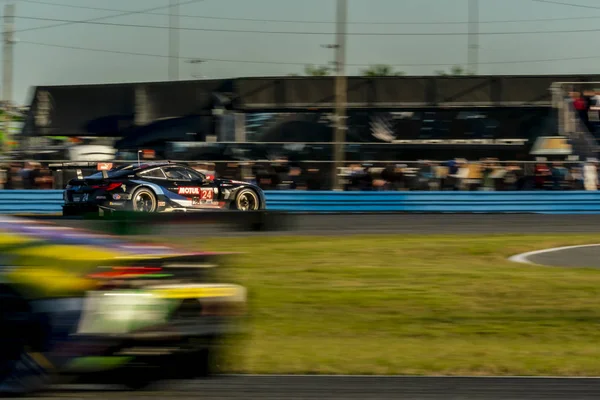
[170,234,600,376]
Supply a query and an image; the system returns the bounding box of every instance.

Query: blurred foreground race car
[0,216,247,394]
[50,161,266,216]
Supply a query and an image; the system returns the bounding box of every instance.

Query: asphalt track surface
[50,214,600,236]
[26,376,600,399]
[513,244,600,268]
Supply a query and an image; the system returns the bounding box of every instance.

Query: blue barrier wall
[2,190,600,214]
[265,191,600,213]
[0,190,63,213]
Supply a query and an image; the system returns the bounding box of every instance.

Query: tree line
[289,64,473,77]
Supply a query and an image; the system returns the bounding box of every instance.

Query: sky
[4,0,600,105]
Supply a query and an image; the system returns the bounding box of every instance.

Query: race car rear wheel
[233,189,260,211]
[132,188,157,213]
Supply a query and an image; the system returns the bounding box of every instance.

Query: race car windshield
[164,167,206,181]
[185,168,206,181]
[87,165,135,179]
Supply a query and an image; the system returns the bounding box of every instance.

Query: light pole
[3,3,14,105]
[168,0,179,80]
[2,3,15,154]
[332,0,347,190]
[467,0,479,75]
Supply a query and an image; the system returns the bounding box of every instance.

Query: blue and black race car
[52,162,266,216]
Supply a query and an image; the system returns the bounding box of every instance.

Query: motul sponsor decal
[178,187,200,195]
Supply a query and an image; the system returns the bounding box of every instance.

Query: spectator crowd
[2,158,600,192]
[0,161,54,189]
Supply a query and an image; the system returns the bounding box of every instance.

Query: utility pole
[168,0,179,80]
[467,0,479,75]
[332,0,347,190]
[2,3,15,154]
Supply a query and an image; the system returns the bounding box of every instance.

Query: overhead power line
[20,39,600,67]
[531,0,600,10]
[18,0,600,25]
[14,16,600,36]
[14,0,204,34]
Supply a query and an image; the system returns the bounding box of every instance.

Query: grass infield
[178,234,600,376]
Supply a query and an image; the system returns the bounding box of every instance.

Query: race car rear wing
[49,162,113,179]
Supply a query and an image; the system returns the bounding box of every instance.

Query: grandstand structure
[15,74,600,162]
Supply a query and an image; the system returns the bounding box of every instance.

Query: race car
[0,216,247,394]
[51,161,266,216]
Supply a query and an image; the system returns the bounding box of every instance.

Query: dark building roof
[21,74,600,138]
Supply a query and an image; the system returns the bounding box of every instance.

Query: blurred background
[0,0,599,192]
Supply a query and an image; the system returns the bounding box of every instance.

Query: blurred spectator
[584,159,598,191]
[550,162,568,190]
[20,162,35,189]
[381,164,406,191]
[443,159,460,191]
[344,164,373,191]
[6,163,23,189]
[574,92,591,131]
[503,162,524,191]
[305,168,322,190]
[480,161,495,191]
[569,164,585,190]
[590,91,600,125]
[417,161,435,191]
[534,161,551,190]
[0,164,7,189]
[287,165,306,190]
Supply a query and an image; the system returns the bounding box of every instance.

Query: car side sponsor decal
[177,187,200,195]
[177,187,214,202]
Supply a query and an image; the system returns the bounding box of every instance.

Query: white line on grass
[508,244,600,266]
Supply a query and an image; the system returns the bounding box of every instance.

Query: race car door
[162,166,215,208]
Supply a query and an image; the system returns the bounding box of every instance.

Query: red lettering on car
[178,187,200,195]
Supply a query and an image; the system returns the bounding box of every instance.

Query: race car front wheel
[132,188,157,213]
[234,189,260,211]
